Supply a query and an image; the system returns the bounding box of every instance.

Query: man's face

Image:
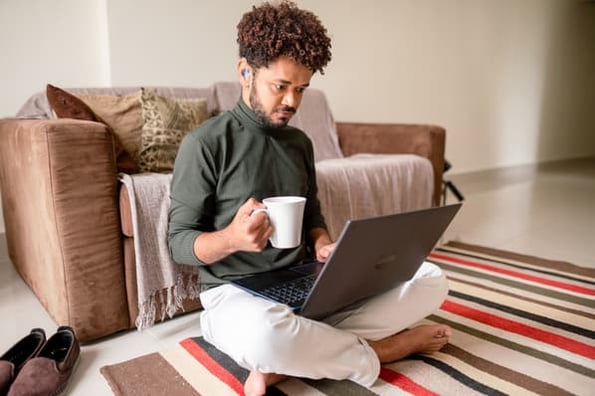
[247,57,313,128]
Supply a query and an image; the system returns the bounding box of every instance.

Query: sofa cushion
[46,84,138,173]
[78,91,144,168]
[138,88,210,173]
[290,88,343,162]
[315,154,434,240]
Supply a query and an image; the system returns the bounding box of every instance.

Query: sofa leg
[442,180,465,205]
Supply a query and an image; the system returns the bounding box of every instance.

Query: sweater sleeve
[303,138,328,233]
[168,132,217,266]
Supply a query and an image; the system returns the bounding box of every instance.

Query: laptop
[231,203,462,320]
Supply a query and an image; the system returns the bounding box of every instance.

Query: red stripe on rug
[180,338,244,395]
[379,367,439,395]
[441,300,595,359]
[430,252,595,296]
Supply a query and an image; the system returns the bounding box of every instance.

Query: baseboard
[445,157,595,196]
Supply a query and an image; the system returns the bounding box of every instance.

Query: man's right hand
[225,198,274,252]
[193,198,274,264]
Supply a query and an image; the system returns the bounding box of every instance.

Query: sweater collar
[232,98,291,134]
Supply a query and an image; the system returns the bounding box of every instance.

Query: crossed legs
[244,324,451,395]
[200,262,450,396]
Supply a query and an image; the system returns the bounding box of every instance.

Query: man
[168,2,451,395]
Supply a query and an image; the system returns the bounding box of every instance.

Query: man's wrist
[193,228,237,265]
[309,227,332,250]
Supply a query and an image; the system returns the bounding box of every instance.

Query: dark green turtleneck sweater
[168,99,327,290]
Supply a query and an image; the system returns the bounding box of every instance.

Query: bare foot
[367,324,452,363]
[244,370,286,396]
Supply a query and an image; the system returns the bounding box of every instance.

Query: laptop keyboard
[259,274,317,306]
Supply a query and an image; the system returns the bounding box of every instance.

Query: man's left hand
[316,242,336,262]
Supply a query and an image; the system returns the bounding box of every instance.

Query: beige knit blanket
[119,173,200,331]
[316,154,434,240]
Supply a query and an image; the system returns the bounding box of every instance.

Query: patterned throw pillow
[138,88,209,173]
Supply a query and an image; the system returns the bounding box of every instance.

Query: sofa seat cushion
[315,154,434,240]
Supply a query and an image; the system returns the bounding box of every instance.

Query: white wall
[105,0,250,86]
[1,0,594,233]
[309,0,595,171]
[0,0,111,115]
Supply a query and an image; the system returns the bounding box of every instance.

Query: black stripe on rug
[192,336,251,385]
[192,337,289,395]
[432,260,594,308]
[447,275,595,320]
[448,290,595,338]
[440,343,572,395]
[429,315,595,377]
[411,354,506,396]
[302,378,378,396]
[436,246,595,285]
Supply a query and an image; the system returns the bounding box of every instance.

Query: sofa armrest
[0,118,129,342]
[336,122,445,206]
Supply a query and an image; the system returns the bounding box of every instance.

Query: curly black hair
[237,1,332,74]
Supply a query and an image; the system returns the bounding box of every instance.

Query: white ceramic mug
[252,196,307,249]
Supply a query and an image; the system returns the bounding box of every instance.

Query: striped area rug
[101,242,595,395]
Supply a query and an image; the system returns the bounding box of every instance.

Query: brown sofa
[0,83,445,343]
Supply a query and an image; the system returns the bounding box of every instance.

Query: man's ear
[237,58,252,84]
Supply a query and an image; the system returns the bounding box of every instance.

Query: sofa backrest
[17,82,343,162]
[17,86,217,118]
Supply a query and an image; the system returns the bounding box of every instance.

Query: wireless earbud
[242,69,250,80]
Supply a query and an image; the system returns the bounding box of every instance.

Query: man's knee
[411,262,449,313]
[242,304,298,357]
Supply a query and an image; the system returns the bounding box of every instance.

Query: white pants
[199,261,448,387]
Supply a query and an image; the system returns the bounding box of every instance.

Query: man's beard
[249,84,295,129]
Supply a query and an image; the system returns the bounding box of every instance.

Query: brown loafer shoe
[7,326,79,396]
[0,328,46,396]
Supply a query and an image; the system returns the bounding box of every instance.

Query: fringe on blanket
[135,272,202,331]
